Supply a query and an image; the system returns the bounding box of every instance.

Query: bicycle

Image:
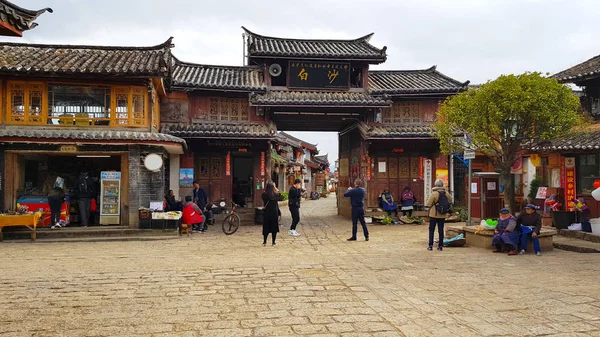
[222,201,241,235]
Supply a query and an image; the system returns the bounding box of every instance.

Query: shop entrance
[231,152,254,208]
[11,153,122,226]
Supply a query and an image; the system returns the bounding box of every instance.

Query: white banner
[424,159,433,203]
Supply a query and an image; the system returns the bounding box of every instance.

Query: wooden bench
[460,226,557,251]
[0,212,43,241]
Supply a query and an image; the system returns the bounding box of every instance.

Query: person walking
[262,182,281,246]
[425,179,453,251]
[344,179,369,241]
[288,179,303,236]
[43,172,65,230]
[76,172,96,227]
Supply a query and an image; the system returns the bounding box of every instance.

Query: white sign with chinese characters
[424,159,433,203]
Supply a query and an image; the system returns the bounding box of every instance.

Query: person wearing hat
[379,188,398,217]
[492,208,520,255]
[401,186,416,217]
[517,204,542,256]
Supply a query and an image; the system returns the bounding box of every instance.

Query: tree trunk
[500,164,516,214]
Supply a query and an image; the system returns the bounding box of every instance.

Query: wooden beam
[0,21,22,37]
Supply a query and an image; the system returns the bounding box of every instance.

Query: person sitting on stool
[182,196,204,233]
[517,204,542,256]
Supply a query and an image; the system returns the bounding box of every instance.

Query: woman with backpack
[425,180,453,251]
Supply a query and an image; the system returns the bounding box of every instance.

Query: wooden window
[6,81,46,125]
[389,102,421,124]
[48,84,111,126]
[208,97,250,122]
[113,86,148,127]
[7,82,147,127]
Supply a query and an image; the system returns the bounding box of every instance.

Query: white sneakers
[50,223,62,230]
[288,229,300,236]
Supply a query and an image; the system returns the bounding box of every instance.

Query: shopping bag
[90,199,97,213]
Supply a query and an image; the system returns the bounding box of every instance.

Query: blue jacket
[344,187,365,208]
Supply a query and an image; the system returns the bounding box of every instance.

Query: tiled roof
[358,122,435,139]
[368,66,469,95]
[0,0,52,36]
[278,132,317,150]
[161,122,276,139]
[0,38,173,77]
[250,91,391,107]
[315,154,329,165]
[304,159,320,169]
[171,60,265,91]
[531,130,600,152]
[0,127,185,144]
[242,27,387,63]
[552,54,600,83]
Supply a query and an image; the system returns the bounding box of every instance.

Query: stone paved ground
[2,196,600,337]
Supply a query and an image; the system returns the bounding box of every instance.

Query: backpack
[435,191,451,214]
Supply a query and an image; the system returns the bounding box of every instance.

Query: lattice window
[199,158,209,177]
[6,81,45,125]
[208,98,250,122]
[132,87,146,126]
[390,102,421,124]
[410,157,420,178]
[388,158,398,179]
[398,157,410,178]
[211,158,221,178]
[115,87,129,126]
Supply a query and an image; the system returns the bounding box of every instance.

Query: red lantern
[594,179,600,189]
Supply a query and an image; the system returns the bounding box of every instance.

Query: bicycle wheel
[222,213,240,235]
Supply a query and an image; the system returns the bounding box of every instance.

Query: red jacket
[182,202,204,225]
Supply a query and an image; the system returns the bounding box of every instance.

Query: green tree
[434,72,584,212]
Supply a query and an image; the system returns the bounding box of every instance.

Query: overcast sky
[6,0,599,168]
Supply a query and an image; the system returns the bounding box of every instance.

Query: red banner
[366,157,371,181]
[419,157,424,180]
[260,152,265,176]
[225,152,231,176]
[560,156,565,192]
[565,157,576,207]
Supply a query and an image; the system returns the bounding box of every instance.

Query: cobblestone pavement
[2,196,600,337]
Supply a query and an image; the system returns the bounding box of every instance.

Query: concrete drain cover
[296,269,335,277]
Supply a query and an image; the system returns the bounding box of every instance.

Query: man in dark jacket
[192,181,210,232]
[76,172,96,227]
[288,179,303,236]
[344,179,369,241]
[517,204,542,256]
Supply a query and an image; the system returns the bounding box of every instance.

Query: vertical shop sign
[560,156,566,191]
[424,159,433,203]
[366,157,371,181]
[419,157,424,180]
[565,157,576,207]
[260,152,265,176]
[225,152,231,176]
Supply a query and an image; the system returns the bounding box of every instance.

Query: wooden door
[196,155,229,204]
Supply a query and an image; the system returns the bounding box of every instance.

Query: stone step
[559,229,600,243]
[2,226,178,241]
[553,236,600,253]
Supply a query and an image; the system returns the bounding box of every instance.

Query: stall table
[0,212,43,241]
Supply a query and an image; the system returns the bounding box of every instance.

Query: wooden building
[161,27,468,216]
[0,39,185,227]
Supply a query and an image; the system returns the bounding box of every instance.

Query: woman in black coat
[262,182,281,246]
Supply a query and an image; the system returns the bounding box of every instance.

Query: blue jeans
[429,217,445,247]
[520,226,541,253]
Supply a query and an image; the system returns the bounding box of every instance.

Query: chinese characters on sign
[225,152,231,176]
[424,159,433,203]
[260,152,265,176]
[288,60,350,89]
[565,157,576,207]
[366,157,371,181]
